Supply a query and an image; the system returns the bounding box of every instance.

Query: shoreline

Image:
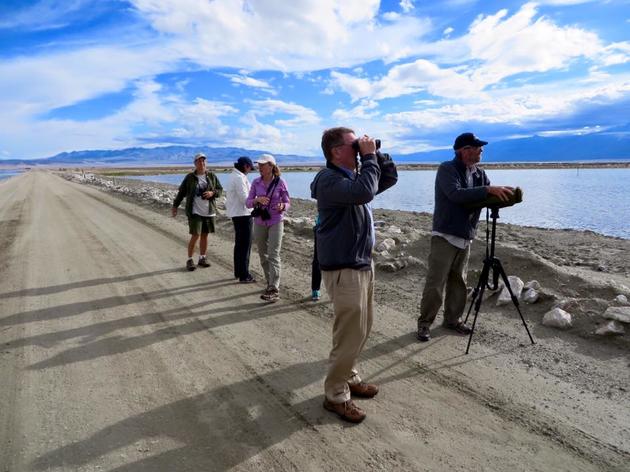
[2,160,630,175]
[91,160,630,175]
[60,171,630,276]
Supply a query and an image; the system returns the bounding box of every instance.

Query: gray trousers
[253,221,284,290]
[418,236,470,327]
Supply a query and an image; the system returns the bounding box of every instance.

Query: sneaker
[417,325,431,342]
[186,259,196,271]
[311,290,321,301]
[443,321,472,335]
[261,288,279,302]
[349,382,379,398]
[197,257,210,268]
[239,275,256,283]
[323,398,366,423]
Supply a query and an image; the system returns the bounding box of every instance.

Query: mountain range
[2,130,629,166]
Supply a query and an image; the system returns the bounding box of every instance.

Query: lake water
[128,168,630,239]
[0,170,22,181]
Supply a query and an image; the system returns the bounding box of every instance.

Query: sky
[0,0,629,159]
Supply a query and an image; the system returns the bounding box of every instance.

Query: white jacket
[225,168,252,217]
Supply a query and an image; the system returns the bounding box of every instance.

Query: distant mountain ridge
[3,131,629,165]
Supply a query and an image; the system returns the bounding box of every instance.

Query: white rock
[522,288,539,304]
[388,225,402,234]
[602,306,630,324]
[375,250,391,259]
[614,294,629,305]
[595,320,625,336]
[406,256,424,267]
[496,276,524,306]
[376,261,398,272]
[524,280,541,290]
[376,238,396,252]
[542,308,572,329]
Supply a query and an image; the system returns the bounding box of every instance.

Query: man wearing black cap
[417,133,513,342]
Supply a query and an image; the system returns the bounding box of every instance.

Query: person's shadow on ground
[31,359,330,472]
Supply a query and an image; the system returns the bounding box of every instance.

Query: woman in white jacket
[226,156,256,283]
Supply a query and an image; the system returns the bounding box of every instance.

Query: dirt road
[1,171,628,471]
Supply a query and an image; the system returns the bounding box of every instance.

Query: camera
[352,139,381,153]
[196,185,208,198]
[251,205,271,220]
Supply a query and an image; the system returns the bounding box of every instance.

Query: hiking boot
[323,398,366,423]
[311,290,321,301]
[197,257,210,268]
[186,259,196,271]
[349,382,379,398]
[239,275,256,283]
[261,288,279,303]
[417,325,431,342]
[443,321,472,335]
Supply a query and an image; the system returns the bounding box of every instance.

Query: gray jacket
[433,157,490,240]
[310,153,397,271]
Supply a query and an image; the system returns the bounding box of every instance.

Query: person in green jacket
[172,153,223,271]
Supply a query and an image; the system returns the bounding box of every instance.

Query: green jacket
[173,171,223,218]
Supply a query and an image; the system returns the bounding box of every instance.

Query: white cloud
[400,0,414,13]
[332,99,379,121]
[331,3,624,103]
[0,45,176,114]
[223,74,275,93]
[465,3,602,87]
[130,0,431,70]
[384,74,630,134]
[535,0,600,4]
[331,59,477,101]
[0,0,97,31]
[247,99,320,127]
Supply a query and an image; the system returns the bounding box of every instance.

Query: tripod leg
[465,261,491,354]
[466,281,487,354]
[464,261,489,324]
[495,262,535,345]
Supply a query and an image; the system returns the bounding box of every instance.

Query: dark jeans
[311,226,321,291]
[232,216,253,280]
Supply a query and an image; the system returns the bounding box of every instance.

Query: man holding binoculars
[311,127,397,423]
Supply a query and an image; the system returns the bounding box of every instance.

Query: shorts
[188,215,216,235]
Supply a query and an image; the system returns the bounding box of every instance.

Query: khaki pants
[323,266,374,403]
[418,236,470,327]
[253,221,284,290]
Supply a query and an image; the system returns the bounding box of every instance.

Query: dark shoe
[417,325,431,342]
[186,259,196,271]
[323,398,366,423]
[239,275,256,283]
[261,288,279,302]
[443,321,472,335]
[349,382,379,398]
[197,257,210,268]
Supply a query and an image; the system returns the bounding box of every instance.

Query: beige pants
[323,266,374,403]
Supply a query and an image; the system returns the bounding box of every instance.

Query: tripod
[463,206,535,354]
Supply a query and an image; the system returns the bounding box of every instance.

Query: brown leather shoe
[443,321,472,335]
[323,398,366,423]
[349,382,379,398]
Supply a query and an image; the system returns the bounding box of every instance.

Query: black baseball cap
[236,156,254,167]
[453,132,488,150]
